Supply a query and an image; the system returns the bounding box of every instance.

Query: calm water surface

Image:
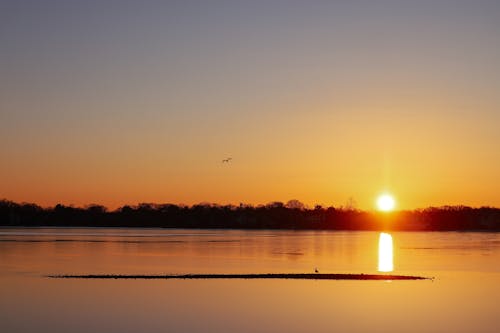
[1,228,499,333]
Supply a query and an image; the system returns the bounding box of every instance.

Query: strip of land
[48,273,430,280]
[4,199,500,231]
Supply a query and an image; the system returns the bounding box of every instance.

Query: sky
[1,0,500,210]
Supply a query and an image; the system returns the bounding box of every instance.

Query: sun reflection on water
[378,232,394,272]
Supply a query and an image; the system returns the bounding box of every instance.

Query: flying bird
[222,158,232,163]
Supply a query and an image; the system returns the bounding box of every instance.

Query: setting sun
[377,194,396,212]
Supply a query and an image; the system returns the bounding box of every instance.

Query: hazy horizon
[3,197,500,213]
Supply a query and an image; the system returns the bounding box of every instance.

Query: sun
[377,193,396,212]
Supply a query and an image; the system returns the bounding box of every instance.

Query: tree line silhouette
[1,199,499,231]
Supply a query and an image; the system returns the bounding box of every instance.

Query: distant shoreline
[2,223,500,232]
[49,273,431,280]
[2,199,499,231]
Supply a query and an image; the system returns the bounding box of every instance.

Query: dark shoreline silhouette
[49,273,431,280]
[1,199,499,231]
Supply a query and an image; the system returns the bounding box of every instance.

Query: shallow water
[0,228,499,333]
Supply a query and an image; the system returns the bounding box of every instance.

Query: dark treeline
[1,199,499,231]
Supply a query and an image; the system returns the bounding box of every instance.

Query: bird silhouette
[314,267,319,273]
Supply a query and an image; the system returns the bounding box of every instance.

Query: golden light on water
[376,193,396,212]
[378,232,394,272]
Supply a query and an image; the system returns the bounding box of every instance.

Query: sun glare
[377,193,395,212]
[378,232,394,272]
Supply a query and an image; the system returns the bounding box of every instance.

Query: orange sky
[2,1,500,210]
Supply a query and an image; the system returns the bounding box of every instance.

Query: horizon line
[2,198,499,212]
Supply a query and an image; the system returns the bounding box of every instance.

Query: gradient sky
[1,0,500,210]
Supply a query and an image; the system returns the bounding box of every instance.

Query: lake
[1,228,499,333]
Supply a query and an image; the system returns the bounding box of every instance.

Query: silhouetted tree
[285,199,306,210]
[0,199,498,231]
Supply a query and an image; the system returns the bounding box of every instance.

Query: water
[1,228,499,333]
